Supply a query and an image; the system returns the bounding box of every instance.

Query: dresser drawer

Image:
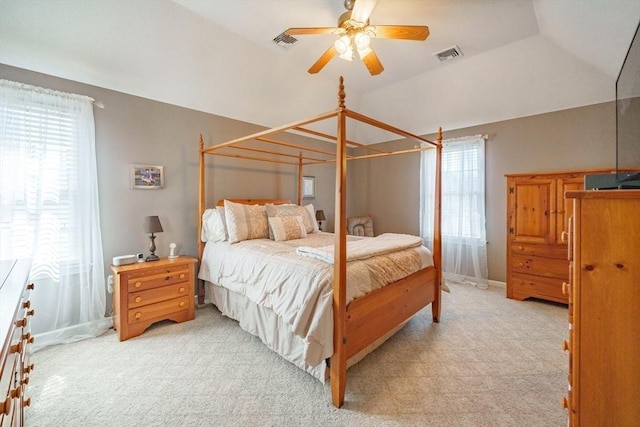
[511,242,566,259]
[511,253,569,279]
[126,268,190,293]
[511,272,567,302]
[128,283,190,309]
[127,295,190,325]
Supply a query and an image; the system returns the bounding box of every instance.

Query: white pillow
[268,216,307,241]
[224,200,268,244]
[201,208,227,242]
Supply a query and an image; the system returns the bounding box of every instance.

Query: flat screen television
[586,19,640,189]
[615,19,640,185]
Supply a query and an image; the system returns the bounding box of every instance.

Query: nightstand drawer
[128,283,190,308]
[127,269,191,293]
[127,295,190,325]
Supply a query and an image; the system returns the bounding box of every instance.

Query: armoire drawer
[511,242,567,259]
[511,253,569,280]
[511,272,567,302]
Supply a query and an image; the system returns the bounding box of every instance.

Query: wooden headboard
[215,198,291,207]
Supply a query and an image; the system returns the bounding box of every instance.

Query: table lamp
[315,210,326,231]
[143,215,163,261]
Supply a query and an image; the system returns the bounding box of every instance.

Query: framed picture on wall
[302,176,315,198]
[131,164,164,189]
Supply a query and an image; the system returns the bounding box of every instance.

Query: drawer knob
[24,363,35,374]
[179,273,185,279]
[517,246,524,251]
[23,397,31,408]
[135,296,142,303]
[562,397,569,409]
[27,283,35,290]
[26,309,35,317]
[179,287,185,293]
[135,281,142,288]
[563,340,570,352]
[22,300,31,309]
[22,333,34,344]
[561,231,568,243]
[15,317,27,328]
[0,396,10,415]
[562,282,570,295]
[179,301,185,307]
[10,341,23,354]
[135,312,142,320]
[21,376,29,386]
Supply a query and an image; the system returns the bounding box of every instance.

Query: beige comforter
[198,232,433,366]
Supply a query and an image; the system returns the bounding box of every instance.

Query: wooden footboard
[344,265,438,361]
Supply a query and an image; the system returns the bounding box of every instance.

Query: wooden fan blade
[308,45,338,74]
[351,0,378,23]
[284,27,337,36]
[361,49,384,76]
[372,25,430,41]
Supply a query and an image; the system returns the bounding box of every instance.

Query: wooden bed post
[331,77,348,408]
[198,134,206,305]
[297,152,303,205]
[432,127,443,322]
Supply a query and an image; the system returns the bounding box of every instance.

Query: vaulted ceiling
[1,0,639,142]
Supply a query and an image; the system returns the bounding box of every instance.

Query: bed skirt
[205,281,408,382]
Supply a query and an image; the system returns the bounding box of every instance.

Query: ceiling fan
[284,0,429,76]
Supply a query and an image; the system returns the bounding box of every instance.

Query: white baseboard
[488,279,506,289]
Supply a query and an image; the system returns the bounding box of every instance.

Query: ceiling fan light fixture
[358,45,372,59]
[339,45,354,61]
[334,35,352,54]
[354,31,371,50]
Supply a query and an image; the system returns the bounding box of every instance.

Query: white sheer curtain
[420,136,488,289]
[0,80,109,350]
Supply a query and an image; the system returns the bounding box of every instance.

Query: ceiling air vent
[273,32,298,50]
[434,45,463,63]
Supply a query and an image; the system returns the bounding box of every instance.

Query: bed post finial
[199,133,204,150]
[437,127,443,144]
[338,76,345,109]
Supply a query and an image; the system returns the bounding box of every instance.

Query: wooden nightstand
[110,256,197,341]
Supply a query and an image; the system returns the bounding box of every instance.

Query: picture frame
[131,164,164,189]
[302,176,315,198]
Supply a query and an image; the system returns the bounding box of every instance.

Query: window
[420,136,488,287]
[0,79,109,348]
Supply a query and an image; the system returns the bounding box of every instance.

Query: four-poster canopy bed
[197,77,443,408]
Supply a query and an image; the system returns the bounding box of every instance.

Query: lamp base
[145,254,160,262]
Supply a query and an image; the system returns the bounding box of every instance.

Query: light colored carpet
[25,283,568,426]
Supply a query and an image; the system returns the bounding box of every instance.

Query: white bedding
[198,232,433,367]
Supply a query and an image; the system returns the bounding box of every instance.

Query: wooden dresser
[0,259,35,427]
[111,256,196,341]
[562,190,640,426]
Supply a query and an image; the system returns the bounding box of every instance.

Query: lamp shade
[143,216,163,234]
[315,210,326,222]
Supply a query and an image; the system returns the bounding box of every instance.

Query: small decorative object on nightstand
[168,242,178,259]
[315,209,326,231]
[110,256,197,341]
[143,215,163,261]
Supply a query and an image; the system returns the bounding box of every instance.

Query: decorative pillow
[215,206,228,240]
[201,208,228,242]
[224,200,268,244]
[268,216,307,241]
[265,203,318,234]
